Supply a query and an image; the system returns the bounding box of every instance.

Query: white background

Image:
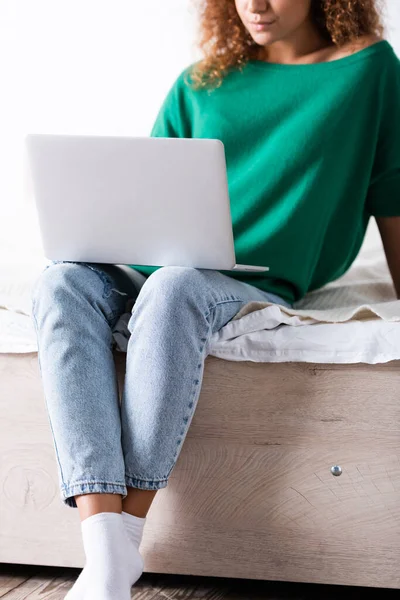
[0,0,399,258]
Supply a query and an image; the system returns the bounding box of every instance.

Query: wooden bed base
[1,351,400,589]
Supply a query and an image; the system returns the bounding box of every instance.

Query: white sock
[64,511,144,600]
[121,510,146,548]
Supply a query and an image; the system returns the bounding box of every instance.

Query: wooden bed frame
[1,350,400,590]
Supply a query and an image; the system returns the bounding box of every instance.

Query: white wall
[384,0,400,54]
[0,0,399,258]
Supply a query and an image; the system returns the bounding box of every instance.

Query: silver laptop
[24,134,269,273]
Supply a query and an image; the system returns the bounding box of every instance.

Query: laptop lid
[24,134,237,270]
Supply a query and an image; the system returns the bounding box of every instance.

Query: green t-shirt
[130,40,400,304]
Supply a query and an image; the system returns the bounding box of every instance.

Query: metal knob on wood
[331,465,342,476]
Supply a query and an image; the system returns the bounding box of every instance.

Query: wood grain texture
[1,564,399,599]
[1,352,400,589]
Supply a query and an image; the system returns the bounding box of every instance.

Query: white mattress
[1,214,400,364]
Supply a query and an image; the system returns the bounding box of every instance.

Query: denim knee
[31,262,71,314]
[134,266,212,313]
[31,261,125,322]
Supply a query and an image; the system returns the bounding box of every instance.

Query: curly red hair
[186,0,386,90]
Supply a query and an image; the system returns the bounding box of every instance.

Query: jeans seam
[163,313,213,478]
[204,297,244,320]
[125,474,169,483]
[167,299,245,472]
[166,299,243,470]
[61,479,127,488]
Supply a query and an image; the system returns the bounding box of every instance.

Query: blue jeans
[31,261,291,508]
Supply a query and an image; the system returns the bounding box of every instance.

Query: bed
[1,213,400,590]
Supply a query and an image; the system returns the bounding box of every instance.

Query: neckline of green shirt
[245,39,392,72]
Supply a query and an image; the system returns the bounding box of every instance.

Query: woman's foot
[64,511,145,600]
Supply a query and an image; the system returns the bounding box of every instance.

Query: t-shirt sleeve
[150,68,192,138]
[366,54,400,217]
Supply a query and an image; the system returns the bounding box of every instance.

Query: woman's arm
[376,216,400,299]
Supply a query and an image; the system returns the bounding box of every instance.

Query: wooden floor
[1,565,399,599]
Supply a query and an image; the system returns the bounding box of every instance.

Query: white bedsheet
[1,217,400,364]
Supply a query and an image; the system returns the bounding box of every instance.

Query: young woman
[31,1,400,598]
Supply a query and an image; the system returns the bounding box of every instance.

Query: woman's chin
[249,31,276,45]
